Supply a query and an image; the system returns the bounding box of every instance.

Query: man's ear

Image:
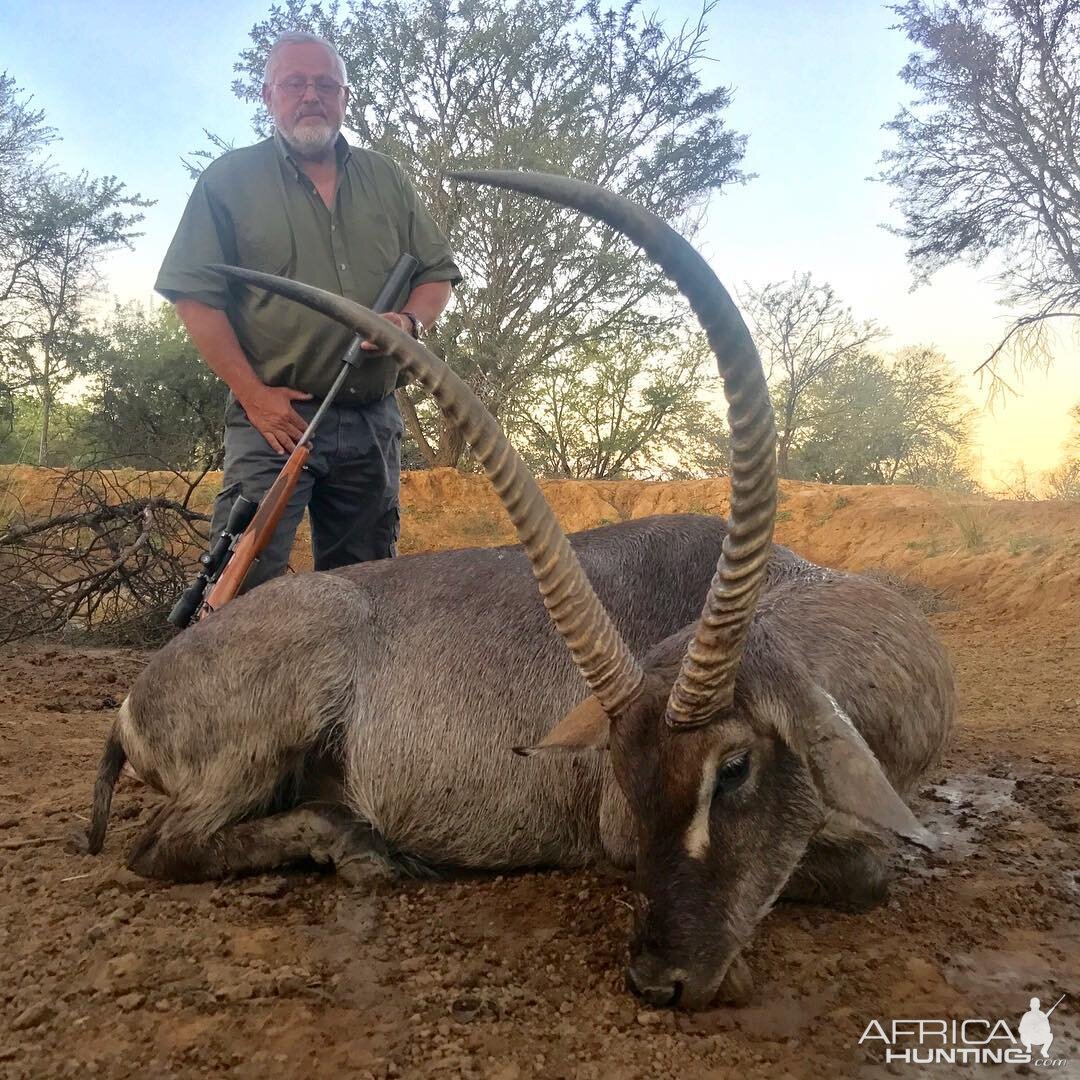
[513,696,610,756]
[802,686,936,850]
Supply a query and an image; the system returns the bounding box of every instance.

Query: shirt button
[340,263,346,271]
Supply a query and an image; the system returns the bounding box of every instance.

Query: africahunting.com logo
[859,994,1069,1067]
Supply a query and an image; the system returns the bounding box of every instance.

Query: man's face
[262,42,348,158]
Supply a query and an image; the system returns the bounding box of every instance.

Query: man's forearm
[173,298,265,403]
[402,280,453,332]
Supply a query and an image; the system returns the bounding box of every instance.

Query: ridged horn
[446,171,777,727]
[210,264,645,718]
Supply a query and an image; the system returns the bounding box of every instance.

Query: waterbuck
[86,172,954,1009]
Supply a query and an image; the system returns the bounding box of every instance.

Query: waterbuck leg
[126,804,395,885]
[783,843,890,911]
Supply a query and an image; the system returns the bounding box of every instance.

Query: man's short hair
[263,31,347,85]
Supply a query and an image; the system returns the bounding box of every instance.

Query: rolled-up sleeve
[402,174,462,290]
[155,172,236,308]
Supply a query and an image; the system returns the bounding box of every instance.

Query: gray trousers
[211,393,403,592]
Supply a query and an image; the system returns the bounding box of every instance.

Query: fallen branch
[0,496,207,546]
[0,468,214,645]
[0,835,68,850]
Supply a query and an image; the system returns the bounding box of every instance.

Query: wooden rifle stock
[203,444,310,612]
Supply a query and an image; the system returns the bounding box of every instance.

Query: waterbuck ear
[513,696,610,756]
[803,686,936,850]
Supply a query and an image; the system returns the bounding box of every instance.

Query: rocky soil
[1,474,1077,1078]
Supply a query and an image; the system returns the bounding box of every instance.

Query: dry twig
[0,467,211,645]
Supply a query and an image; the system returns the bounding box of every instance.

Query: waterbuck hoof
[714,953,754,1007]
[336,852,396,888]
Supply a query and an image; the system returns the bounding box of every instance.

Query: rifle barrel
[1045,994,1066,1017]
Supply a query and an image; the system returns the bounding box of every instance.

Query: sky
[3,0,1079,485]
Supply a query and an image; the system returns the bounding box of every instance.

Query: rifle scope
[167,493,258,628]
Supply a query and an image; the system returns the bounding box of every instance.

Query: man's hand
[360,311,414,351]
[238,385,314,454]
[172,301,313,453]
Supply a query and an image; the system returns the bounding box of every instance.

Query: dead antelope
[86,171,953,1009]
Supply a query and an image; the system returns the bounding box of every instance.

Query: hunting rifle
[168,253,419,628]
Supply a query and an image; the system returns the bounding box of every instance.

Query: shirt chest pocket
[347,200,405,264]
[234,215,295,276]
[338,210,407,301]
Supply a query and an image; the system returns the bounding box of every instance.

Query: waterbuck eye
[713,751,751,798]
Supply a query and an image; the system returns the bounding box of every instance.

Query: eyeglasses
[274,76,346,99]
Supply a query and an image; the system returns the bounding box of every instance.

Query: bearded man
[157,31,460,588]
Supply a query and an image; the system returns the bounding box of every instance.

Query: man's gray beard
[279,121,339,158]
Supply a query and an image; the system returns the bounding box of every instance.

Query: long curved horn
[446,171,776,727]
[211,265,644,718]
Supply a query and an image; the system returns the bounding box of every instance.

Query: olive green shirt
[155,133,461,403]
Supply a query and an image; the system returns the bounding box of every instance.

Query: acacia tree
[0,73,54,371]
[507,330,724,479]
[0,74,54,298]
[1043,400,1080,498]
[1065,400,1080,455]
[1044,457,1080,498]
[0,75,150,464]
[79,303,226,485]
[740,273,884,478]
[3,172,150,463]
[882,0,1080,379]
[790,347,976,488]
[875,346,976,486]
[0,395,95,465]
[233,0,749,467]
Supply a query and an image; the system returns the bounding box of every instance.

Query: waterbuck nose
[626,957,683,1008]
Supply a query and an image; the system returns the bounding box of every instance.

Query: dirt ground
[1,475,1078,1078]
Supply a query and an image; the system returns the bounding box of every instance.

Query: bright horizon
[4,0,1079,488]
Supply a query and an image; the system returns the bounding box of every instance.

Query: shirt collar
[273,129,352,179]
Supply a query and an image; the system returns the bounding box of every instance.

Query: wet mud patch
[918,772,1020,861]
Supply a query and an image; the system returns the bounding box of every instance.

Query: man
[156,32,460,589]
[1018,997,1055,1059]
